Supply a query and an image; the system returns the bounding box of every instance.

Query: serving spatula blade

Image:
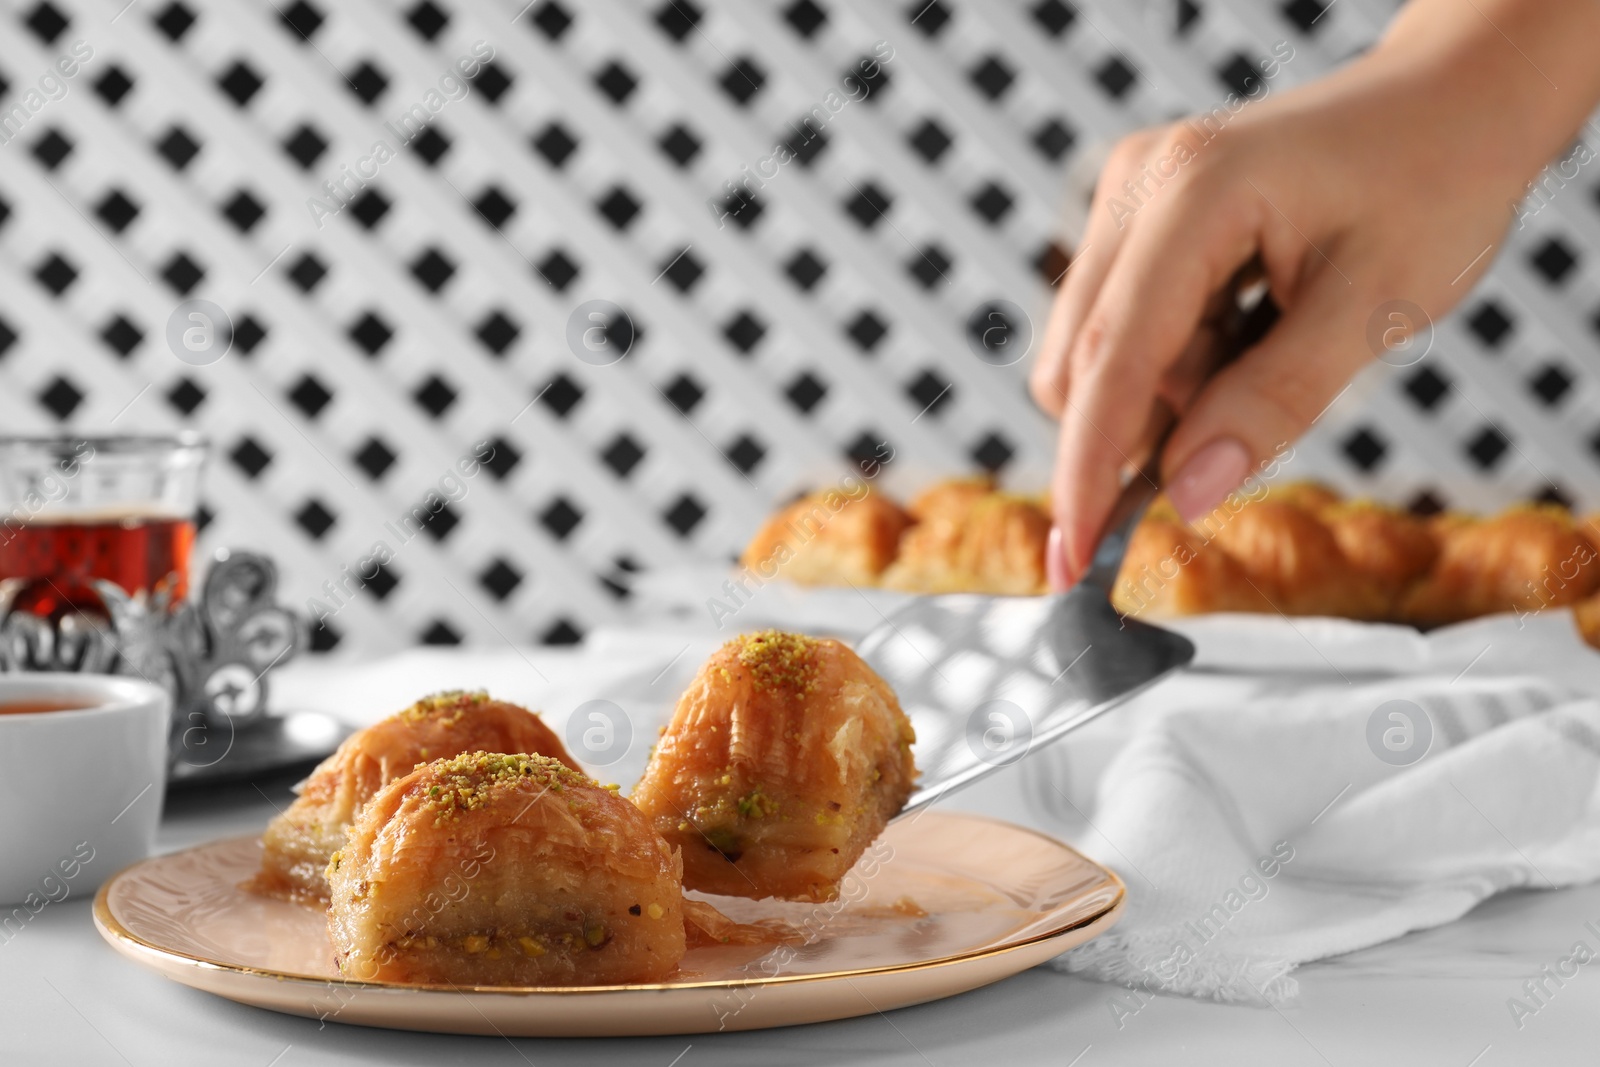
[860,587,1194,816]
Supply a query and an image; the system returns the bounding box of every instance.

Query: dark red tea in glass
[0,436,207,622]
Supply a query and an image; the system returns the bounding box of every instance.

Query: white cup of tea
[0,674,171,910]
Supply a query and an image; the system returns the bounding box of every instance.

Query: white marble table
[4,757,1594,1066]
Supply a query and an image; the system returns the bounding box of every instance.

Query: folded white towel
[1050,611,1600,1006]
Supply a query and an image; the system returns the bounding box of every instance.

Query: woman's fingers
[1161,264,1374,520]
[1029,135,1157,418]
[1048,169,1258,586]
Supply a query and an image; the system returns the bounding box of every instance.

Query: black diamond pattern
[94,66,135,107]
[347,61,388,105]
[537,249,580,291]
[26,2,70,43]
[287,252,328,292]
[602,434,645,477]
[660,124,701,167]
[162,252,205,295]
[1466,301,1514,348]
[353,437,397,480]
[31,129,72,169]
[972,432,1014,472]
[786,371,828,414]
[156,126,201,170]
[1529,363,1573,406]
[907,370,953,415]
[407,1,449,39]
[971,182,1014,224]
[595,61,638,104]
[295,499,337,539]
[532,1,572,39]
[786,248,828,291]
[411,126,451,165]
[1530,238,1578,285]
[534,122,579,167]
[217,61,265,106]
[476,311,521,355]
[785,0,827,36]
[1095,55,1137,99]
[847,310,889,352]
[597,186,642,229]
[845,182,892,227]
[349,312,393,356]
[540,497,583,540]
[660,247,705,292]
[288,374,333,418]
[655,0,701,41]
[1402,365,1450,411]
[723,310,766,353]
[166,378,206,416]
[96,190,140,233]
[279,0,323,39]
[420,620,461,646]
[35,253,77,296]
[725,434,766,474]
[663,373,705,415]
[37,377,83,420]
[1033,0,1077,34]
[1341,426,1387,471]
[1282,0,1327,32]
[101,315,143,357]
[1465,425,1510,469]
[970,56,1015,100]
[283,124,327,169]
[481,437,522,479]
[154,2,196,41]
[473,186,517,229]
[349,188,391,229]
[221,189,266,233]
[480,559,524,600]
[663,494,706,537]
[414,375,458,417]
[542,373,584,416]
[908,118,952,163]
[908,0,950,35]
[721,57,766,105]
[230,436,273,478]
[909,245,952,288]
[411,248,456,291]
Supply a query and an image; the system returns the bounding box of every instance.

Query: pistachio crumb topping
[398,689,491,724]
[733,630,821,694]
[422,751,593,822]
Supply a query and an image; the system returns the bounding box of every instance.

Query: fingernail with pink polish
[1168,438,1252,523]
[1047,525,1072,592]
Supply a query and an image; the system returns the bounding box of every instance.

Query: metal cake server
[865,261,1280,816]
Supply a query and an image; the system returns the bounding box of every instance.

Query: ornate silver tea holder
[0,550,349,784]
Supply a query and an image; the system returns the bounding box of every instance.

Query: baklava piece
[1399,505,1600,626]
[631,631,917,902]
[250,691,576,904]
[741,489,912,586]
[883,492,1050,595]
[1205,499,1389,619]
[326,753,685,986]
[1318,500,1439,613]
[1112,516,1271,619]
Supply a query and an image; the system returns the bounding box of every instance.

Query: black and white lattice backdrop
[2,0,1598,658]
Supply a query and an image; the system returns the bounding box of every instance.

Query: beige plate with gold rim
[94,811,1123,1036]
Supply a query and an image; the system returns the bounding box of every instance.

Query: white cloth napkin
[1050,611,1600,1006]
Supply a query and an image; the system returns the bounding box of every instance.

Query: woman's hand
[1032,0,1600,590]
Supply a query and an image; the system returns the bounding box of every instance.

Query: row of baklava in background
[745,478,1600,644]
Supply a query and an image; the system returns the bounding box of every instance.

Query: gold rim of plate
[95,813,1124,997]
